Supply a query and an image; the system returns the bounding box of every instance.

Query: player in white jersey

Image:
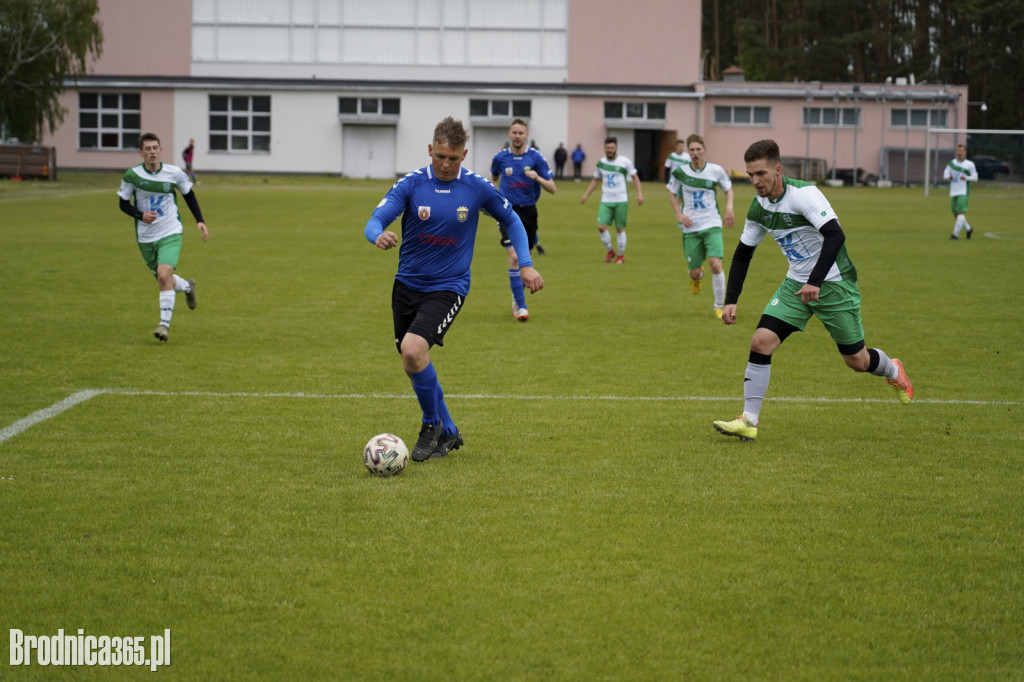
[579,137,644,263]
[117,132,209,342]
[666,134,734,317]
[712,139,913,442]
[943,143,978,239]
[663,139,691,182]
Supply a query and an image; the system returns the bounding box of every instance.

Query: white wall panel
[292,27,316,61]
[218,26,291,61]
[415,29,440,64]
[194,0,567,69]
[468,30,540,66]
[317,0,342,24]
[291,0,317,24]
[342,28,417,64]
[344,0,417,27]
[193,26,217,61]
[416,0,441,24]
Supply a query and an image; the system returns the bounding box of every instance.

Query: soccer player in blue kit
[490,118,556,321]
[364,117,545,462]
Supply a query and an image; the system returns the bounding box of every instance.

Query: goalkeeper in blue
[364,117,544,461]
[713,139,913,442]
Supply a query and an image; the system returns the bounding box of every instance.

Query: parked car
[969,155,1011,179]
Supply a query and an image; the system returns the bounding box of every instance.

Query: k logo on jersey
[457,206,469,222]
[418,206,431,220]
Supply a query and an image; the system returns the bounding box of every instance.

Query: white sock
[616,231,627,255]
[712,272,726,308]
[743,361,771,424]
[599,231,612,251]
[953,215,964,237]
[172,274,191,293]
[159,290,175,326]
[869,348,898,380]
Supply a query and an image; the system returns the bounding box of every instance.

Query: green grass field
[2,170,1022,680]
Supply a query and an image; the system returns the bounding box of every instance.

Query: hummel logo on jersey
[457,206,469,222]
[435,188,451,194]
[418,206,431,220]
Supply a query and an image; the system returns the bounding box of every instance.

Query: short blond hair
[434,117,468,148]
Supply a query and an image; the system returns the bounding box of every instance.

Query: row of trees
[703,0,1024,130]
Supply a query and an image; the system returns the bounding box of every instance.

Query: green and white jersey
[667,162,732,233]
[741,177,855,284]
[664,151,691,174]
[594,155,638,203]
[943,157,977,197]
[117,163,193,243]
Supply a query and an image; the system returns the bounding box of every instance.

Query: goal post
[924,128,1024,197]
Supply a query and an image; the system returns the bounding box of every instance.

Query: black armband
[183,190,205,224]
[724,241,756,305]
[806,219,845,288]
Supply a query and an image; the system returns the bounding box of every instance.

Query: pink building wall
[89,0,192,77]
[567,0,702,86]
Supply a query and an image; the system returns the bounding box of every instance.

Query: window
[604,101,666,122]
[713,105,771,126]
[891,108,947,128]
[803,107,860,127]
[209,95,271,153]
[468,99,531,119]
[78,92,141,150]
[338,97,400,118]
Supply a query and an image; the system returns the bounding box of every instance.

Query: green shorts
[598,202,629,229]
[682,227,724,269]
[138,233,183,276]
[950,195,969,214]
[762,277,864,347]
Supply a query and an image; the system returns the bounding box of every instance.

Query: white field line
[2,388,1020,444]
[0,389,106,443]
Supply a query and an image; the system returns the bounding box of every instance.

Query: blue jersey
[490,146,553,206]
[364,164,531,296]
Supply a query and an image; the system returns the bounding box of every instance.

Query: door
[471,126,509,179]
[342,125,396,179]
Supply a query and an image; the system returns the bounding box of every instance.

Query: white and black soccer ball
[363,433,409,477]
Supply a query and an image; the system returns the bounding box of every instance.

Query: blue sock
[409,363,440,425]
[434,382,456,434]
[509,268,526,308]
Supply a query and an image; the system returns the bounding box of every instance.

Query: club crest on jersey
[418,206,431,220]
[164,183,171,192]
[505,167,513,176]
[457,206,469,222]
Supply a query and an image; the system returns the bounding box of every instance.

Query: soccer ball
[363,433,409,477]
